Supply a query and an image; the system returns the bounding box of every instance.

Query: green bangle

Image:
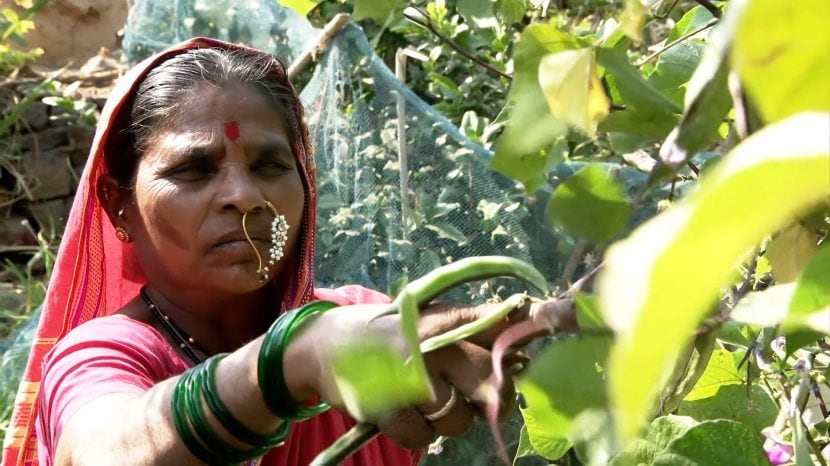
[203,354,291,447]
[184,363,267,463]
[171,367,228,464]
[258,300,338,420]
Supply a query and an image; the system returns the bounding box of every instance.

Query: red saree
[2,38,417,466]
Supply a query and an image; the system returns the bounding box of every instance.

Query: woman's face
[124,81,305,297]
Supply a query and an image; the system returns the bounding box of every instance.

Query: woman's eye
[253,157,292,175]
[168,161,215,181]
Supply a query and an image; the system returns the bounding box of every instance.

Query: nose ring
[242,201,290,283]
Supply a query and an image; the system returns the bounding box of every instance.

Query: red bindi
[224,121,240,141]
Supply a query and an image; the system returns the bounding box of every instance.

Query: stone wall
[0,0,129,67]
[0,64,122,259]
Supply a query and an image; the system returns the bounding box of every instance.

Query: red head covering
[2,37,319,466]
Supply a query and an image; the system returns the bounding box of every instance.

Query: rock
[0,214,37,247]
[20,149,74,200]
[0,283,27,315]
[66,125,95,165]
[0,0,129,67]
[24,198,72,235]
[19,127,69,151]
[20,102,50,132]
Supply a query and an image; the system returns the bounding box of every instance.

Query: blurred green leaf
[658,1,735,169]
[547,165,631,242]
[513,425,538,465]
[610,415,698,466]
[679,385,777,434]
[646,41,704,106]
[790,243,830,318]
[598,113,830,440]
[352,0,405,24]
[494,0,526,25]
[652,420,769,465]
[332,337,431,421]
[574,293,607,330]
[492,23,578,193]
[275,0,322,16]
[732,0,830,123]
[683,349,743,401]
[599,109,678,139]
[619,0,645,42]
[666,6,715,42]
[766,223,819,283]
[597,47,680,116]
[538,47,609,136]
[457,0,497,28]
[519,335,612,460]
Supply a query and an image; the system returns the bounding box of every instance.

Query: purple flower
[763,427,793,465]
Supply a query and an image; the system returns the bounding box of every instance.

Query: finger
[417,301,530,348]
[376,408,435,450]
[424,342,517,421]
[419,377,475,438]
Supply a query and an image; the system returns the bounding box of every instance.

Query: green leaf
[491,23,578,193]
[597,47,680,116]
[610,415,698,466]
[547,164,632,242]
[683,349,743,401]
[666,6,715,42]
[494,0,526,25]
[766,223,819,283]
[538,48,610,136]
[513,425,539,465]
[457,0,497,28]
[678,385,777,434]
[424,221,468,245]
[574,293,607,330]
[790,243,830,318]
[275,0,322,16]
[619,0,646,42]
[647,40,704,106]
[652,420,769,466]
[599,109,677,139]
[332,337,431,421]
[658,27,731,168]
[732,0,830,123]
[519,335,612,460]
[352,0,405,24]
[792,407,813,466]
[597,112,830,441]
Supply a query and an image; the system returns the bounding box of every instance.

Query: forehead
[166,81,292,140]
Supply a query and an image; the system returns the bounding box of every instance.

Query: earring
[115,227,131,242]
[242,201,290,283]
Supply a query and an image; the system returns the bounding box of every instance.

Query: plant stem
[309,423,379,466]
[637,19,718,67]
[403,7,511,80]
[559,239,589,289]
[693,0,722,18]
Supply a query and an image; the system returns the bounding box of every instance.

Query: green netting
[1,0,664,461]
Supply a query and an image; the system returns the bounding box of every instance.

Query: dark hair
[108,47,299,185]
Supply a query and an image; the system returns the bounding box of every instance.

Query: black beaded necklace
[140,286,209,365]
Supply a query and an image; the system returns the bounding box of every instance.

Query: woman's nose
[215,164,263,213]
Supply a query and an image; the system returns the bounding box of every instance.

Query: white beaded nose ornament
[242,201,289,284]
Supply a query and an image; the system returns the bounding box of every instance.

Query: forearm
[55,333,318,465]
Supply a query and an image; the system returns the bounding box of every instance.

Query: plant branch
[693,0,722,18]
[637,19,718,67]
[403,7,512,80]
[559,239,589,289]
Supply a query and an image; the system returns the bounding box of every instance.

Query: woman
[3,38,542,466]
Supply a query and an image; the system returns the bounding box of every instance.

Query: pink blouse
[36,286,419,465]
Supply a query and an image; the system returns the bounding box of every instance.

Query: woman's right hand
[284,298,575,449]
